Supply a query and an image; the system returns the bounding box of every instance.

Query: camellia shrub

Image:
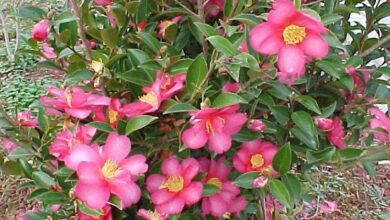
[1,0,390,219]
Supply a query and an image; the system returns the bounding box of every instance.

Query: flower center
[160,75,172,90]
[250,154,264,169]
[108,110,118,124]
[205,119,214,134]
[282,25,306,45]
[101,159,120,179]
[139,91,158,107]
[160,176,184,192]
[207,177,222,189]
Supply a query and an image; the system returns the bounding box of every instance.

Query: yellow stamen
[160,75,171,90]
[149,210,161,220]
[159,176,184,192]
[101,159,120,179]
[222,212,231,219]
[108,110,118,124]
[282,25,306,45]
[250,154,265,169]
[207,177,222,189]
[205,120,214,134]
[139,91,158,107]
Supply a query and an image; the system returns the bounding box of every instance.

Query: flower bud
[314,117,334,131]
[252,176,268,188]
[32,20,50,41]
[249,119,266,132]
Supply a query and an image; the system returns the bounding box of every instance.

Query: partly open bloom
[143,70,186,101]
[252,176,269,188]
[2,139,18,153]
[249,0,328,85]
[204,0,225,17]
[137,209,168,220]
[369,107,390,142]
[345,67,370,94]
[146,156,203,215]
[222,82,240,93]
[65,132,148,209]
[199,157,247,217]
[77,204,112,220]
[15,111,38,128]
[233,139,278,174]
[32,20,50,41]
[94,0,111,6]
[157,16,181,39]
[326,117,345,148]
[49,125,96,161]
[182,104,247,154]
[248,119,266,132]
[315,117,334,132]
[41,43,57,59]
[40,87,110,119]
[93,98,126,127]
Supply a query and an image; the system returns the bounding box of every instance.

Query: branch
[69,0,92,62]
[197,0,209,56]
[174,0,199,18]
[0,12,14,61]
[360,34,390,57]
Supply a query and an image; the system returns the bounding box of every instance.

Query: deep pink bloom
[32,20,50,41]
[345,67,370,94]
[182,105,247,154]
[222,82,240,93]
[204,0,225,17]
[249,119,266,132]
[199,157,247,217]
[327,117,345,148]
[252,176,268,188]
[65,132,148,209]
[49,125,96,161]
[93,98,126,127]
[77,204,112,220]
[40,87,110,119]
[137,209,168,220]
[314,117,334,131]
[265,194,285,220]
[157,16,181,39]
[143,70,186,101]
[320,200,340,214]
[146,156,203,215]
[249,0,328,85]
[41,43,57,59]
[2,139,18,153]
[233,139,278,174]
[87,40,96,49]
[16,111,38,128]
[94,0,111,6]
[369,107,390,142]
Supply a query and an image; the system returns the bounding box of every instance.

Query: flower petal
[75,182,110,209]
[249,23,276,54]
[64,144,100,170]
[120,154,148,177]
[156,197,185,215]
[64,108,92,119]
[109,180,141,208]
[182,126,208,149]
[151,189,176,205]
[277,45,305,74]
[179,182,203,205]
[223,113,247,135]
[103,132,131,163]
[181,158,200,182]
[146,174,165,193]
[300,33,328,58]
[161,156,180,176]
[208,132,232,154]
[77,162,104,185]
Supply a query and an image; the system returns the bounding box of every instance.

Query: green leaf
[110,4,127,27]
[296,95,321,115]
[272,143,292,174]
[16,6,45,21]
[35,61,65,72]
[125,115,158,135]
[88,122,113,133]
[375,67,390,76]
[194,22,219,37]
[118,70,154,86]
[66,69,92,82]
[223,0,234,18]
[291,111,315,134]
[1,161,23,175]
[235,53,261,71]
[269,105,290,125]
[233,171,259,189]
[101,28,119,49]
[202,184,220,196]
[230,14,261,27]
[321,102,337,118]
[316,60,342,79]
[79,204,104,218]
[282,174,301,203]
[163,103,197,114]
[291,126,317,149]
[373,2,390,21]
[340,75,353,92]
[269,179,291,208]
[34,191,68,204]
[38,108,49,132]
[8,148,35,160]
[169,59,193,74]
[207,36,236,56]
[321,14,343,25]
[186,54,208,93]
[291,111,318,149]
[339,148,363,159]
[32,171,55,188]
[138,32,161,54]
[212,93,248,108]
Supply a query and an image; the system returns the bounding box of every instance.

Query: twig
[197,0,209,56]
[0,12,14,61]
[303,0,323,6]
[360,34,390,57]
[174,0,199,18]
[302,196,320,219]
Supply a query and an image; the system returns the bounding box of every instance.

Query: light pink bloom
[320,200,340,214]
[49,125,96,161]
[32,20,50,41]
[222,82,240,93]
[146,156,203,215]
[137,209,168,220]
[252,176,268,188]
[65,132,148,209]
[233,139,278,174]
[94,0,111,6]
[2,139,18,153]
[77,204,112,220]
[204,0,225,17]
[143,70,186,101]
[182,104,247,154]
[248,119,266,132]
[345,67,370,94]
[314,117,334,132]
[41,43,57,59]
[249,0,328,85]
[16,111,38,128]
[199,157,247,217]
[369,107,390,142]
[40,86,110,119]
[157,16,181,39]
[327,117,345,148]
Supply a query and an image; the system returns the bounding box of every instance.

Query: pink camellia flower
[204,0,225,17]
[77,204,112,220]
[199,157,247,217]
[32,20,50,41]
[238,40,248,53]
[1,139,18,153]
[40,86,110,119]
[157,16,181,39]
[265,194,285,220]
[41,43,57,59]
[252,176,268,188]
[314,117,334,131]
[49,125,96,161]
[327,117,345,148]
[222,82,240,93]
[248,119,266,132]
[65,132,148,209]
[233,139,278,174]
[93,98,126,127]
[146,156,203,215]
[137,209,168,220]
[182,104,247,154]
[249,0,328,85]
[94,0,111,6]
[345,67,370,94]
[143,70,186,101]
[87,40,96,49]
[320,200,340,214]
[369,107,390,142]
[106,11,116,28]
[15,111,38,128]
